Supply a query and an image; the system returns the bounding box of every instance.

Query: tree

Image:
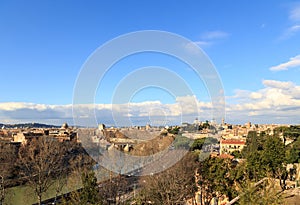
[63,144,97,205]
[286,136,300,163]
[242,131,265,157]
[173,135,193,149]
[52,166,68,204]
[196,156,237,205]
[18,137,67,205]
[167,126,180,135]
[273,126,300,146]
[0,143,18,204]
[137,152,198,205]
[261,136,285,176]
[190,137,218,151]
[231,150,242,158]
[98,174,128,205]
[0,175,4,205]
[0,143,19,177]
[245,151,266,181]
[191,138,206,151]
[237,177,283,205]
[65,170,100,205]
[80,171,100,204]
[243,134,287,190]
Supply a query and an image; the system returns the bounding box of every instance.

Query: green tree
[173,135,193,149]
[191,138,206,151]
[237,177,283,205]
[191,137,218,151]
[242,131,265,157]
[262,136,285,176]
[197,156,237,205]
[67,171,100,205]
[286,136,300,163]
[80,171,99,204]
[231,150,242,158]
[245,151,266,181]
[167,126,180,135]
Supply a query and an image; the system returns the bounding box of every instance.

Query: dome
[61,122,69,129]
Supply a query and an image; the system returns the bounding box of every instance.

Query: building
[61,122,69,129]
[98,124,106,131]
[13,132,43,145]
[220,139,246,154]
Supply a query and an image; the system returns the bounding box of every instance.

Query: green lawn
[4,175,82,205]
[3,168,111,205]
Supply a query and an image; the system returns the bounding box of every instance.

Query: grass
[4,174,82,205]
[3,168,111,205]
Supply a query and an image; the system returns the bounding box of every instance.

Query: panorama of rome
[1,1,300,205]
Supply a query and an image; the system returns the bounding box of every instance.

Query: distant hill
[0,123,60,129]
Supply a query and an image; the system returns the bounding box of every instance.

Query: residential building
[220,139,246,154]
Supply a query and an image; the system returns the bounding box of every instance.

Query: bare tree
[18,136,66,205]
[98,173,129,205]
[0,143,18,204]
[0,143,17,178]
[137,152,198,205]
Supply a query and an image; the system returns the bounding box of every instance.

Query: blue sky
[1,1,300,126]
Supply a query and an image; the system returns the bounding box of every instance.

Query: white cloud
[289,4,300,21]
[3,80,300,125]
[193,41,211,47]
[263,80,294,89]
[250,92,263,100]
[290,24,300,31]
[280,4,300,39]
[269,54,300,71]
[186,30,229,51]
[200,31,229,40]
[0,97,215,126]
[184,42,205,54]
[280,24,300,39]
[226,80,300,124]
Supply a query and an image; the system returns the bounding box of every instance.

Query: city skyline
[1,1,300,125]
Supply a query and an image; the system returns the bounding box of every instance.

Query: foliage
[197,156,237,205]
[173,135,193,149]
[242,131,265,157]
[286,136,300,163]
[237,178,283,205]
[274,125,300,139]
[63,170,100,205]
[241,131,290,193]
[167,126,180,135]
[231,150,242,158]
[190,137,218,151]
[245,151,266,181]
[80,171,100,204]
[190,138,206,151]
[261,136,285,176]
[199,122,210,130]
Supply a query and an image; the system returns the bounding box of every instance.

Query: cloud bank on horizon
[1,79,300,126]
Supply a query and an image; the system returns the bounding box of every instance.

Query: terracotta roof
[219,154,234,159]
[220,139,245,145]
